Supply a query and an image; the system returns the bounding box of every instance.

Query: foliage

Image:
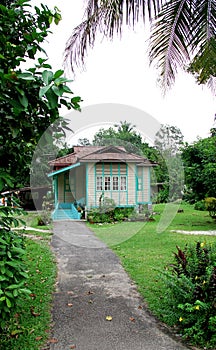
[0,0,81,190]
[0,231,56,350]
[182,136,216,202]
[0,230,30,329]
[65,0,215,92]
[188,37,216,86]
[154,184,169,203]
[93,203,216,349]
[154,124,184,156]
[92,122,185,203]
[194,200,206,211]
[205,197,216,219]
[92,121,144,154]
[160,242,216,348]
[149,0,215,91]
[87,206,134,223]
[0,202,30,330]
[154,124,185,202]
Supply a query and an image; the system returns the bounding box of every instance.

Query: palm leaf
[149,0,216,92]
[149,0,193,92]
[188,0,216,88]
[64,0,161,71]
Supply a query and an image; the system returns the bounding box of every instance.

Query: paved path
[171,229,216,236]
[49,221,190,350]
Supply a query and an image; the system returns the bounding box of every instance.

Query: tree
[0,0,82,329]
[0,0,81,191]
[153,124,185,202]
[78,137,91,146]
[182,136,216,202]
[64,0,215,92]
[92,121,143,154]
[154,124,184,156]
[114,121,136,134]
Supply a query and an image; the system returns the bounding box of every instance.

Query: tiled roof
[49,146,102,166]
[49,145,154,167]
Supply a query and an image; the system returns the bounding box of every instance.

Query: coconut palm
[114,121,136,133]
[64,0,215,93]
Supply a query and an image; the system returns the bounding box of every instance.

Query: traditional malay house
[48,145,156,220]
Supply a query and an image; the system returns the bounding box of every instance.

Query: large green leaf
[17,72,35,81]
[39,84,51,98]
[53,69,64,79]
[18,94,28,108]
[46,88,58,108]
[42,70,53,85]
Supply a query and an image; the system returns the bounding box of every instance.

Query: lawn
[2,204,215,349]
[90,203,216,327]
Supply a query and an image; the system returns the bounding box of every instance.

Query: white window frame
[104,176,111,191]
[120,176,127,191]
[96,176,103,191]
[112,176,119,190]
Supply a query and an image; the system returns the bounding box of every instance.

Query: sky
[33,0,215,144]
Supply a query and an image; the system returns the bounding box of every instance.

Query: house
[48,145,156,220]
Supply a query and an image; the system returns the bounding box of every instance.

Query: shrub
[87,209,112,223]
[113,207,134,221]
[87,206,135,223]
[205,197,216,219]
[159,242,216,348]
[0,204,30,330]
[155,186,169,203]
[36,211,52,226]
[194,200,206,211]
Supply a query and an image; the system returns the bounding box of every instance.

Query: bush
[155,186,169,203]
[194,200,206,211]
[159,242,216,348]
[87,206,135,223]
[36,211,52,226]
[205,197,216,219]
[0,230,30,329]
[0,204,30,330]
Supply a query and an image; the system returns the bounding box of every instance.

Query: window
[96,176,103,190]
[64,173,70,192]
[137,177,142,191]
[95,163,127,192]
[113,176,119,190]
[105,176,111,190]
[120,176,127,191]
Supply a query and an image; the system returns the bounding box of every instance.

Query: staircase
[52,202,81,220]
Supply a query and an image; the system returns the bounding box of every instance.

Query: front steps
[52,202,81,220]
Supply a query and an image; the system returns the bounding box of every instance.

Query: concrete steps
[52,203,81,220]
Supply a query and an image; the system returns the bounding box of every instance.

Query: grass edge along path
[0,229,56,350]
[91,203,216,349]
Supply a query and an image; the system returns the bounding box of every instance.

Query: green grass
[0,230,56,350]
[16,211,53,231]
[3,205,215,348]
[91,203,216,325]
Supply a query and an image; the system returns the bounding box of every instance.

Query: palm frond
[149,0,193,92]
[187,0,216,91]
[190,0,215,48]
[188,37,216,86]
[64,0,161,72]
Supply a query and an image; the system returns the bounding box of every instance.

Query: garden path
[48,221,190,350]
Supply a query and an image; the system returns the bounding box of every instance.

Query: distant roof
[49,145,156,168]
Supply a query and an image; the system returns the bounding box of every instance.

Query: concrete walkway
[49,221,190,350]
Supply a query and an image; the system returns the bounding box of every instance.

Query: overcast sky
[33,0,215,143]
